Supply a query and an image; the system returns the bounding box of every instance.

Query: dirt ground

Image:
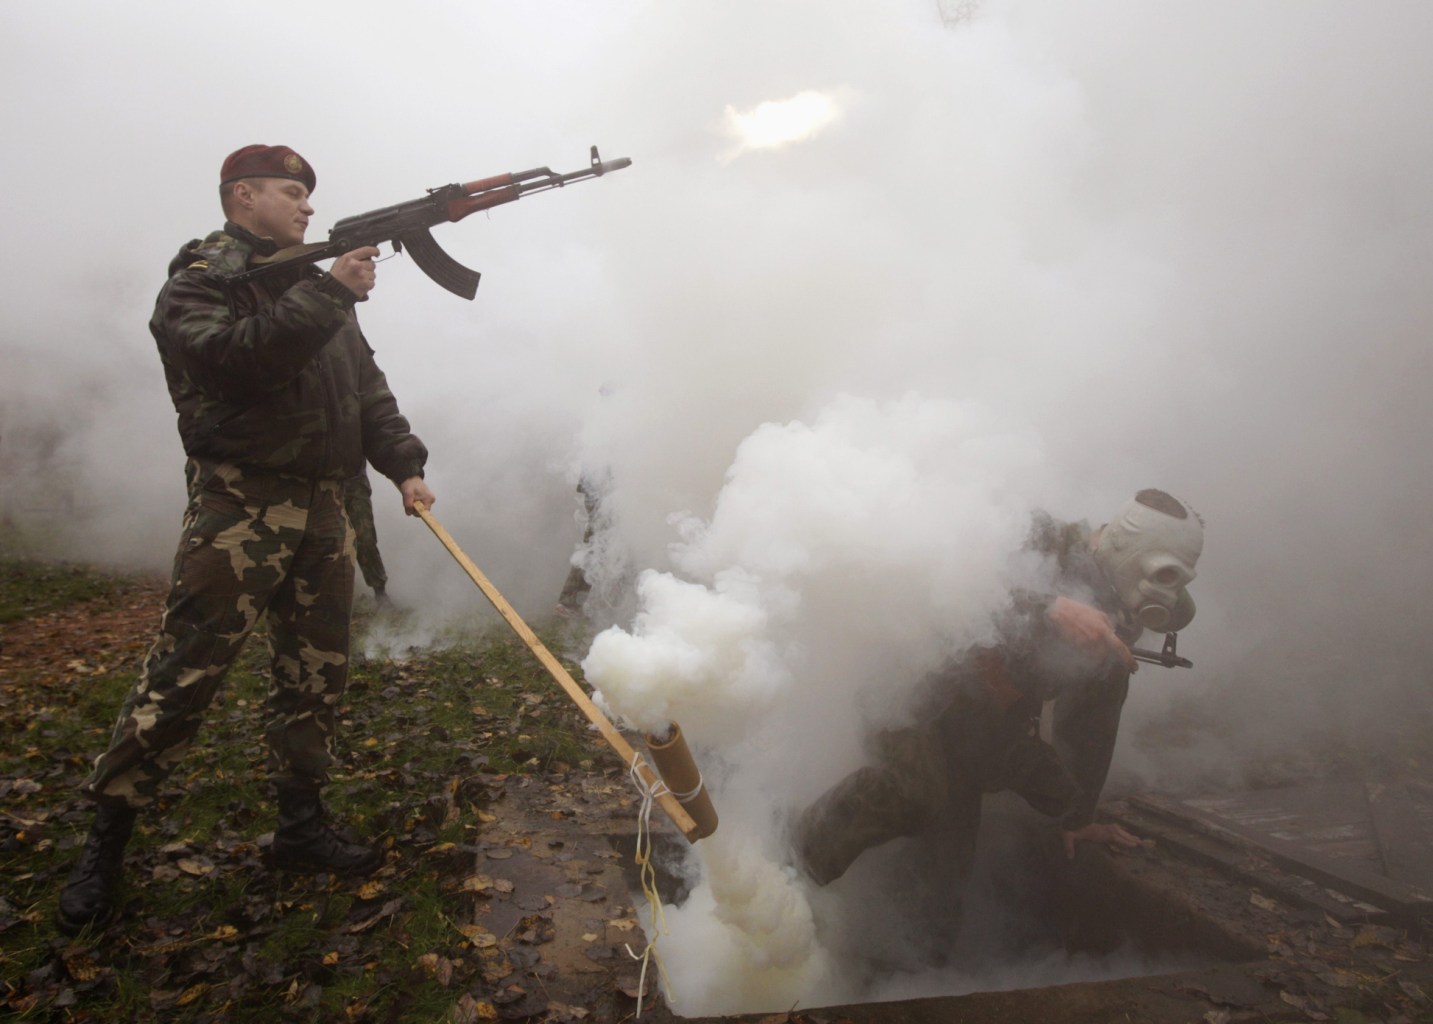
[0,573,695,1022]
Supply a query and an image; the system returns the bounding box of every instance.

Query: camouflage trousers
[793,720,982,887]
[82,459,356,808]
[342,473,387,595]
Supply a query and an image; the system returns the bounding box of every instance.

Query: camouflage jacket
[149,223,427,486]
[934,513,1132,831]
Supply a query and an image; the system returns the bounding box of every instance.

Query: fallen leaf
[492,983,528,1003]
[517,917,556,944]
[347,898,403,934]
[61,952,101,982]
[458,925,498,948]
[416,952,456,987]
[1352,925,1399,949]
[1249,892,1279,913]
[452,993,503,1023]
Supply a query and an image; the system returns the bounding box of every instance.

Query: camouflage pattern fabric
[793,514,1131,886]
[794,719,958,886]
[342,473,387,594]
[81,219,428,810]
[83,460,356,807]
[151,223,427,488]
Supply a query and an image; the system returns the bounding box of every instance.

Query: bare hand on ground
[1061,821,1141,860]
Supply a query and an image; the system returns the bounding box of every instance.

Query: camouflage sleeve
[356,330,428,485]
[999,733,1088,828]
[157,269,356,405]
[1049,666,1131,829]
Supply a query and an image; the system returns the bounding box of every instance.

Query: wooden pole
[412,501,701,841]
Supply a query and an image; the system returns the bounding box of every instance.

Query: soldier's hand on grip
[331,246,380,300]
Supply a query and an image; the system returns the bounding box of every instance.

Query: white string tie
[623,751,674,1017]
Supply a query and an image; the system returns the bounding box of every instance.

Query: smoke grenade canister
[643,721,719,840]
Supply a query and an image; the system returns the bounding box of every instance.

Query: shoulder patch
[187,259,210,271]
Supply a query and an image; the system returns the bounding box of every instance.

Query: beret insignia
[219,144,316,193]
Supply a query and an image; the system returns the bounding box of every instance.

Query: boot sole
[55,905,114,937]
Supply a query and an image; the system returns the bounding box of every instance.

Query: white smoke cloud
[582,392,1049,1012]
[585,392,1043,739]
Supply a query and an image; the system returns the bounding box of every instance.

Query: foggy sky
[4,0,1433,890]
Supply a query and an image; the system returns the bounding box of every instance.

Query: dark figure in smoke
[555,475,600,617]
[793,489,1203,900]
[557,383,621,620]
[343,472,390,605]
[57,144,436,935]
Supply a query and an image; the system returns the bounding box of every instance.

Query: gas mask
[1092,489,1203,633]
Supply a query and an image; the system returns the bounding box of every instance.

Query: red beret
[219,144,316,193]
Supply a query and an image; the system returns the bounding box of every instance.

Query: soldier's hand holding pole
[400,477,435,516]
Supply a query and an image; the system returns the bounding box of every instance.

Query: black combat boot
[56,801,137,935]
[271,784,382,876]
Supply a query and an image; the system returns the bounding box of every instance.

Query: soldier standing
[343,472,390,605]
[57,144,437,934]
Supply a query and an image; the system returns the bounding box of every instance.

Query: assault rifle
[1130,632,1193,669]
[229,145,632,300]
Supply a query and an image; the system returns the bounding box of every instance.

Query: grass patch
[0,555,615,1022]
[0,557,132,624]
